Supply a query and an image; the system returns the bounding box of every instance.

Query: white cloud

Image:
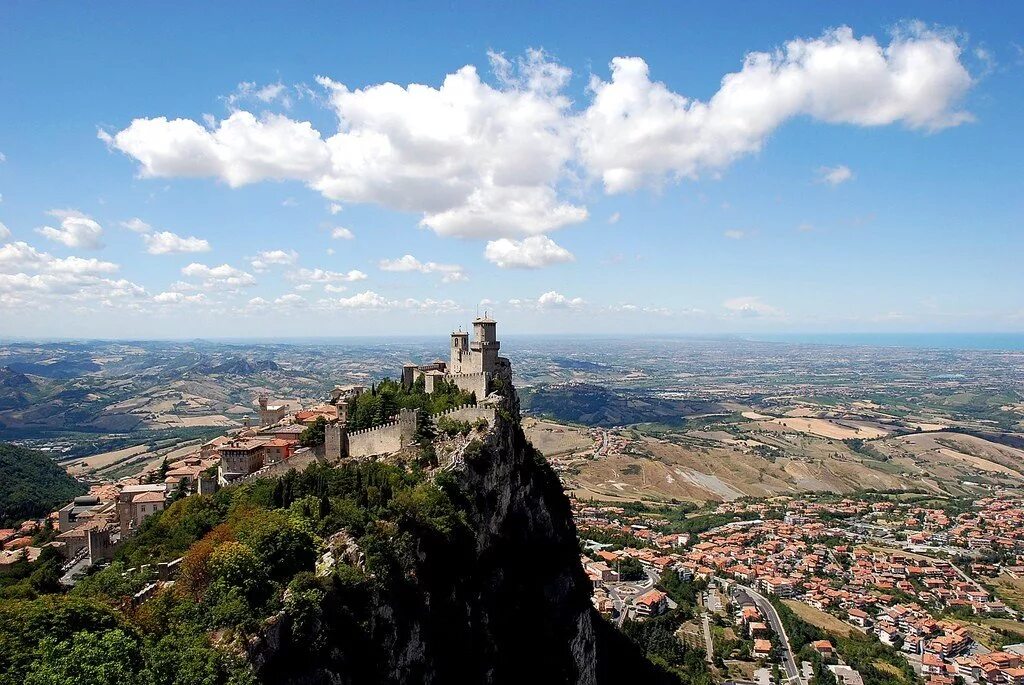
[538,290,585,308]
[274,293,306,306]
[330,226,354,240]
[289,267,367,284]
[328,203,343,215]
[181,262,256,290]
[0,222,9,240]
[143,230,212,254]
[103,28,972,239]
[723,296,783,318]
[153,291,206,305]
[379,254,465,282]
[120,217,152,233]
[723,229,746,240]
[330,289,459,312]
[0,241,142,308]
[100,111,330,187]
[227,81,292,109]
[817,164,854,186]
[36,209,104,249]
[580,25,972,192]
[0,241,117,275]
[509,290,585,310]
[250,249,299,271]
[104,51,585,240]
[335,290,394,310]
[608,212,621,224]
[484,235,574,269]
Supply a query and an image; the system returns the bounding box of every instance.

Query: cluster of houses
[570,491,1024,685]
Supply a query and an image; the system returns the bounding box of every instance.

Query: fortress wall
[348,408,418,458]
[434,404,496,426]
[450,372,489,399]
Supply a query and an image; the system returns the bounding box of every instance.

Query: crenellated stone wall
[434,403,496,426]
[348,408,419,458]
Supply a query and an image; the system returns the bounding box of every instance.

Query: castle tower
[402,362,418,391]
[450,329,470,374]
[470,314,500,374]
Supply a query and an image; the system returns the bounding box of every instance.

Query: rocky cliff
[253,388,675,684]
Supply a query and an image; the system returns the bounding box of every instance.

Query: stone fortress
[324,315,510,462]
[217,316,511,484]
[402,314,511,399]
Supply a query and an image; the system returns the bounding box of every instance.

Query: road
[736,584,802,685]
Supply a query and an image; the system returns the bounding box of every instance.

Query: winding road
[735,584,803,685]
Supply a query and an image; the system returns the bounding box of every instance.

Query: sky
[1,1,1022,339]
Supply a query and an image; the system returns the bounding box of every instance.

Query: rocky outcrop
[254,385,674,684]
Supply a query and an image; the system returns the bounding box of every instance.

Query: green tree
[299,416,328,447]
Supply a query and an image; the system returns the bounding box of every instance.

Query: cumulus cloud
[723,229,746,240]
[274,293,306,307]
[120,217,152,233]
[484,235,574,269]
[153,291,207,305]
[723,296,784,318]
[580,25,972,192]
[102,27,973,238]
[102,51,585,239]
[817,164,854,186]
[509,290,585,310]
[330,226,354,240]
[379,254,466,282]
[143,230,212,254]
[36,209,104,249]
[288,267,367,286]
[250,249,299,271]
[181,262,256,290]
[0,240,142,308]
[330,290,460,312]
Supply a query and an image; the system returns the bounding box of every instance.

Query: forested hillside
[0,443,86,526]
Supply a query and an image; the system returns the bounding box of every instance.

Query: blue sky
[0,1,1021,338]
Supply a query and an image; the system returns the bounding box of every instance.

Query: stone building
[402,315,511,398]
[257,394,288,426]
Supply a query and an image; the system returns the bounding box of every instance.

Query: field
[782,600,856,637]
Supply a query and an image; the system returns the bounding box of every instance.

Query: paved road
[736,584,802,685]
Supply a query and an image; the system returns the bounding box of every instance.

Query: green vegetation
[347,378,475,431]
[0,442,87,526]
[618,555,645,581]
[0,459,473,684]
[435,415,488,438]
[771,597,919,685]
[621,611,711,684]
[299,416,327,447]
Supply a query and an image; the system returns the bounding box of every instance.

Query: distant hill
[0,442,86,526]
[0,366,33,389]
[204,356,281,375]
[522,383,723,427]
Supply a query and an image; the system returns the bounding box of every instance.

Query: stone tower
[470,314,500,374]
[450,329,470,374]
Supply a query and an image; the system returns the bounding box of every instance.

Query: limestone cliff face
[255,389,672,685]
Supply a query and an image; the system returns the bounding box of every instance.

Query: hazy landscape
[3,334,1021,499]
